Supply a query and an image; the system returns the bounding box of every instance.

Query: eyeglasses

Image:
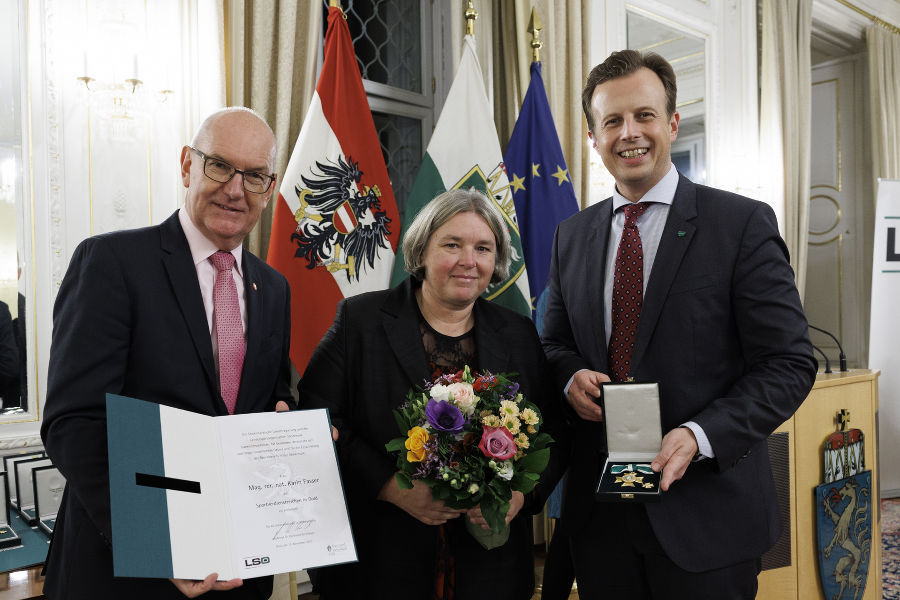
[190,147,275,194]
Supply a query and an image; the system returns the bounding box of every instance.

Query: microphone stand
[808,324,848,372]
[812,344,832,374]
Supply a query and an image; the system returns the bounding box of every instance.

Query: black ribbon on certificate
[135,473,201,494]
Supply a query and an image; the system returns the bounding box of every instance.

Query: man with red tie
[41,108,293,599]
[541,50,816,599]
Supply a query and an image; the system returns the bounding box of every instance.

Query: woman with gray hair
[299,188,565,600]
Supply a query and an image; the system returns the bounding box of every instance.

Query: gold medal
[614,471,644,487]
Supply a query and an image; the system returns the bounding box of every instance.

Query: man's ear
[262,174,278,209]
[180,146,192,188]
[669,111,680,141]
[588,130,597,152]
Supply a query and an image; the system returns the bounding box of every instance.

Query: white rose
[494,460,514,481]
[447,382,479,416]
[429,384,451,402]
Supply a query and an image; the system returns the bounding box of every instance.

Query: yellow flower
[527,425,537,434]
[502,414,521,435]
[521,407,539,426]
[516,433,530,449]
[500,400,520,418]
[405,426,429,462]
[482,414,501,428]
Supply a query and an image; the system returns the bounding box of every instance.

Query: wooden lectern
[758,369,881,599]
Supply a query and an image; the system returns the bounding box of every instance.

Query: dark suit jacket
[542,175,816,573]
[298,276,567,600]
[0,300,18,404]
[40,211,293,600]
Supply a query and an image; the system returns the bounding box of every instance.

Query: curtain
[227,0,323,259]
[867,24,900,182]
[759,0,812,299]
[491,1,591,209]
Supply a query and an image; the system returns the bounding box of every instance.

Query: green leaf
[515,447,550,473]
[385,437,407,452]
[511,471,539,494]
[481,499,508,533]
[392,409,410,434]
[395,471,413,490]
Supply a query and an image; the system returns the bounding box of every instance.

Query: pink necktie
[608,203,650,382]
[210,251,244,414]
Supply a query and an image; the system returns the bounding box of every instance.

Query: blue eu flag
[504,62,579,328]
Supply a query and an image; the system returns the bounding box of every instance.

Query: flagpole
[528,8,543,64]
[465,0,477,35]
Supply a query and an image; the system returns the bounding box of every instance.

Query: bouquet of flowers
[385,366,552,549]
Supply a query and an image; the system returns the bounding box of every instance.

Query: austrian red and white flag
[267,5,400,372]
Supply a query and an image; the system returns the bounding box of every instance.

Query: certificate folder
[107,394,357,581]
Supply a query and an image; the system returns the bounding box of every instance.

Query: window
[325,0,445,215]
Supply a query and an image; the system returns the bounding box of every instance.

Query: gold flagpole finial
[465,0,478,36]
[329,0,339,7]
[528,7,543,64]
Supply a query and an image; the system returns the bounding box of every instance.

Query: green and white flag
[390,35,531,315]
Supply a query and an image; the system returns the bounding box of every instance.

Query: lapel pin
[252,282,258,291]
[677,231,686,237]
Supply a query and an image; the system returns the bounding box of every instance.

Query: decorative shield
[823,427,865,483]
[332,200,359,235]
[815,470,872,600]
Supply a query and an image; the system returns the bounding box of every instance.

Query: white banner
[870,179,900,494]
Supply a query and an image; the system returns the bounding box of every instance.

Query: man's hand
[275,401,338,441]
[567,370,609,421]
[466,490,524,531]
[170,574,242,598]
[377,478,464,525]
[650,427,699,491]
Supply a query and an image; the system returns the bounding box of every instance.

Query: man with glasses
[42,107,294,599]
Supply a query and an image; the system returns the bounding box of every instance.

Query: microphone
[812,344,832,374]
[808,324,848,372]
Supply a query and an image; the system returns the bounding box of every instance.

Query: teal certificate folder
[106,394,356,580]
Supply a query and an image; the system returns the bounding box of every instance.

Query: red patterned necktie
[608,203,650,382]
[210,251,245,414]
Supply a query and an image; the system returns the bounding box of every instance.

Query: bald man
[42,108,294,599]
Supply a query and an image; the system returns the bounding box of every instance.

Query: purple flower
[425,399,465,433]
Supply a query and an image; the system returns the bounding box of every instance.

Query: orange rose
[405,426,429,462]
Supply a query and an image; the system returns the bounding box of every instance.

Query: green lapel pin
[677,231,686,237]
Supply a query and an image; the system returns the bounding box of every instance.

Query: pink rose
[478,426,517,460]
[447,382,478,416]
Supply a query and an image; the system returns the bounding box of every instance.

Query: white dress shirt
[178,208,248,373]
[565,165,714,459]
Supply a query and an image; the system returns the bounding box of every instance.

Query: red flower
[473,375,496,393]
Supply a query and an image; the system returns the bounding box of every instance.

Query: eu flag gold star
[510,173,526,193]
[552,165,569,185]
[532,163,541,177]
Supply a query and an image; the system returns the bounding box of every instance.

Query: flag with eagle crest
[267,5,400,372]
[389,34,531,316]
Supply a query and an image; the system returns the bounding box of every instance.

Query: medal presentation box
[3,451,45,512]
[33,465,65,536]
[595,383,662,501]
[0,472,22,549]
[15,456,53,525]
